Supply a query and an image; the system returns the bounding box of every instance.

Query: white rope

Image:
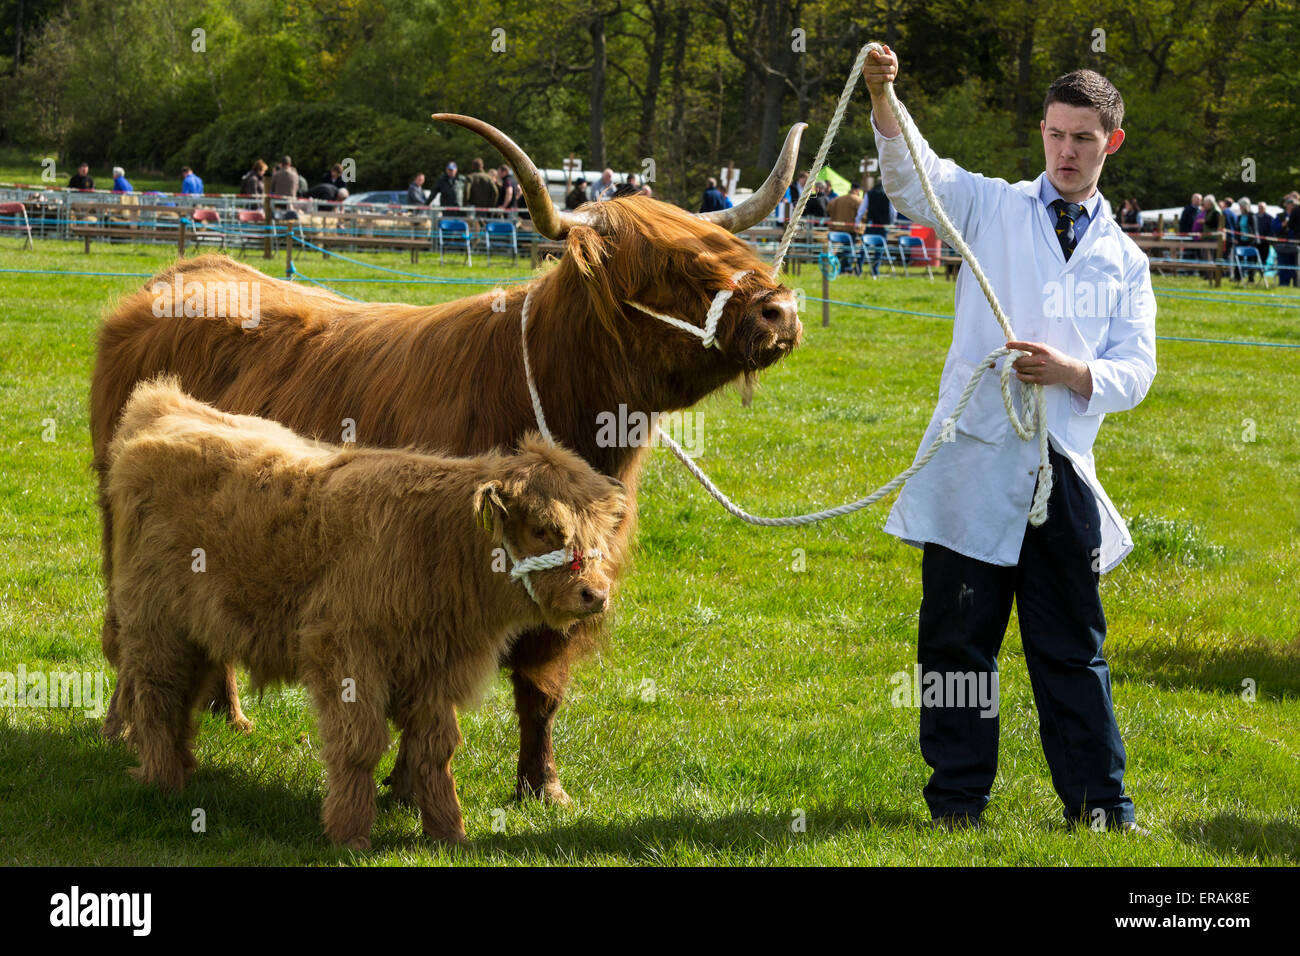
[516,42,1052,528]
[506,543,604,604]
[658,40,1052,528]
[625,269,749,349]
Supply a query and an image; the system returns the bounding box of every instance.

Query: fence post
[263,194,274,258]
[822,240,831,327]
[178,218,187,257]
[284,227,294,278]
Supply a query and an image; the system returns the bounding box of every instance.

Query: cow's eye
[529,524,548,540]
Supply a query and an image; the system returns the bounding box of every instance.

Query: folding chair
[827,231,862,276]
[0,202,34,250]
[1232,246,1268,288]
[438,218,472,265]
[861,232,893,278]
[898,235,933,279]
[191,208,225,249]
[484,219,518,265]
[234,209,269,254]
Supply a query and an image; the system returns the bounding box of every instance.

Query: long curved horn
[696,122,808,233]
[431,113,597,240]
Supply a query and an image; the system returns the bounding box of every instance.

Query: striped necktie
[1050,198,1085,260]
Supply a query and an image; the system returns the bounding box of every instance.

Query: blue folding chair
[1232,246,1267,287]
[484,219,518,265]
[898,235,932,278]
[861,232,894,277]
[438,217,472,265]
[827,231,863,276]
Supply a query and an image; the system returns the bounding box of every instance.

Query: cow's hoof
[429,829,468,846]
[227,715,254,734]
[515,779,571,806]
[382,773,415,805]
[341,836,371,851]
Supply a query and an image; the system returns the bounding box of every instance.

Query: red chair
[0,202,33,250]
[191,208,224,248]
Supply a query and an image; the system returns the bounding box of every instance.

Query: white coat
[873,105,1157,573]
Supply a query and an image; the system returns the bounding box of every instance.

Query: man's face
[79,164,88,174]
[1192,193,1202,206]
[1040,103,1124,202]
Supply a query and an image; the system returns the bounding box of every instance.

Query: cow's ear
[472,480,508,542]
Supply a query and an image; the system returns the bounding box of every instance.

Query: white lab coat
[873,105,1157,573]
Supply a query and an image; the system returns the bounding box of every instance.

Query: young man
[864,46,1156,831]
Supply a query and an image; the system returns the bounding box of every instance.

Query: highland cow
[92,115,806,804]
[105,378,624,848]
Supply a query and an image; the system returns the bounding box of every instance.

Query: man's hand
[1006,340,1093,399]
[863,45,902,138]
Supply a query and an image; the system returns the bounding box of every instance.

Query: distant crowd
[1173,191,1300,285]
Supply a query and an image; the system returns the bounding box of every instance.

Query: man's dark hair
[1043,70,1124,134]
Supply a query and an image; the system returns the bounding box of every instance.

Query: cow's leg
[201,663,253,733]
[507,628,574,805]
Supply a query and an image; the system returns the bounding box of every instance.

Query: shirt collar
[1040,175,1100,220]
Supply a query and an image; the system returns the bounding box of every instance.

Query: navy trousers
[917,443,1135,826]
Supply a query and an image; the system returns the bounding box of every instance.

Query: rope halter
[624,269,751,350]
[504,541,604,605]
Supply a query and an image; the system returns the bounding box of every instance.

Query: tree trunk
[589,12,607,170]
[637,0,670,161]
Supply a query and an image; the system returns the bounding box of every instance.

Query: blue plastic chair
[438,217,472,265]
[827,230,862,276]
[861,232,894,277]
[484,219,518,265]
[898,235,932,278]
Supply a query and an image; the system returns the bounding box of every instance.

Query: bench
[69,202,189,254]
[305,212,433,263]
[1131,235,1225,286]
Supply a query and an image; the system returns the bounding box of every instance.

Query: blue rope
[287,262,360,301]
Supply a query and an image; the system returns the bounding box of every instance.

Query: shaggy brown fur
[106,378,624,848]
[91,194,802,803]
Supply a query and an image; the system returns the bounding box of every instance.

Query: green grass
[1,239,1297,866]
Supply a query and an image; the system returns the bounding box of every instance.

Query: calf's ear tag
[479,500,494,533]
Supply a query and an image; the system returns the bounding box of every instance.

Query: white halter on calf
[504,542,604,605]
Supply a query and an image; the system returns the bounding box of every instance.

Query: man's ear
[1104,128,1125,155]
[472,480,508,542]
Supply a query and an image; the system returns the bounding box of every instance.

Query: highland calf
[105,378,624,848]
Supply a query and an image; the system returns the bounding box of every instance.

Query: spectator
[827,183,864,232]
[1233,196,1258,281]
[592,168,617,202]
[565,177,589,209]
[1119,198,1140,229]
[497,165,520,209]
[1276,197,1298,287]
[641,184,653,198]
[307,181,348,202]
[241,160,268,196]
[270,156,299,198]
[612,182,643,199]
[111,166,133,193]
[465,158,498,210]
[1220,197,1238,263]
[699,176,727,213]
[1255,200,1275,262]
[325,163,346,190]
[865,179,894,226]
[430,162,460,208]
[180,166,204,195]
[790,171,809,205]
[804,180,830,219]
[1179,192,1201,234]
[407,173,429,206]
[68,163,94,190]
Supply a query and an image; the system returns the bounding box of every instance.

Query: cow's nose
[760,295,802,345]
[580,586,608,613]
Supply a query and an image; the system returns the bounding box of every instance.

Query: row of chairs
[436,219,520,266]
[827,231,937,279]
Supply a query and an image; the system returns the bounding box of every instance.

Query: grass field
[1,239,1297,866]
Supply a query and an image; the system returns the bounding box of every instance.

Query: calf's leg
[200,663,253,733]
[400,701,467,844]
[309,665,390,850]
[123,633,214,792]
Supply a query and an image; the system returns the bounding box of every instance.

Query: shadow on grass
[0,716,917,864]
[1168,813,1300,864]
[1111,632,1300,697]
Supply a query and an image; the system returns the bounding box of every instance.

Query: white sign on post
[719,167,740,197]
